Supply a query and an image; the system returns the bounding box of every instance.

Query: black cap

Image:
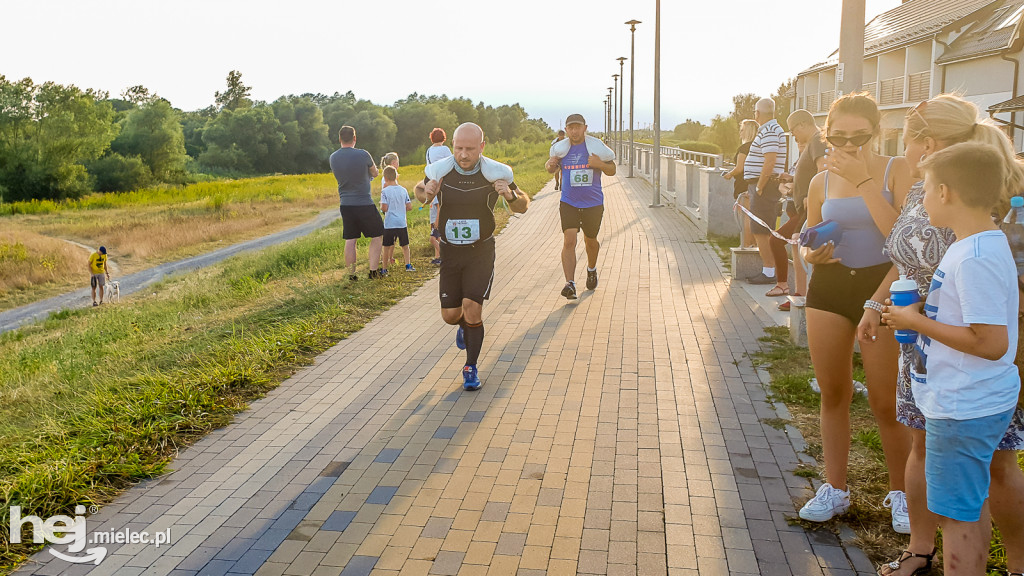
[565,114,586,126]
[99,246,107,254]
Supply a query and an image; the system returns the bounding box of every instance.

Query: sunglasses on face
[825,133,873,147]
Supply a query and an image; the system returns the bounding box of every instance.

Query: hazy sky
[3,0,899,130]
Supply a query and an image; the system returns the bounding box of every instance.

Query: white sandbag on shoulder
[423,156,514,183]
[549,135,615,162]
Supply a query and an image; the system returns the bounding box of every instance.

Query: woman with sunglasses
[798,92,913,528]
[858,94,1024,576]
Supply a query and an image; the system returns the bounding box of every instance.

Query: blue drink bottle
[890,274,920,344]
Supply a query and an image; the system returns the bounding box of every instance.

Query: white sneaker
[799,483,851,522]
[884,490,911,534]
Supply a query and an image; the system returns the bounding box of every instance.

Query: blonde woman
[723,119,760,247]
[799,92,913,527]
[858,94,1024,576]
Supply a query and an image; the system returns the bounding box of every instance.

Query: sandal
[765,285,789,297]
[877,548,936,576]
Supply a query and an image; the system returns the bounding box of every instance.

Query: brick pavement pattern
[15,174,874,575]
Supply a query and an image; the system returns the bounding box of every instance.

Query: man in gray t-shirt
[329,125,385,280]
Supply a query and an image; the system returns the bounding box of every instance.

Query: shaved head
[453,122,484,145]
[755,98,775,115]
[452,122,486,170]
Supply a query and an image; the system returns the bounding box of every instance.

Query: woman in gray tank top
[797,93,913,528]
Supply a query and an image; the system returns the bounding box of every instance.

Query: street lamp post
[617,56,627,164]
[626,19,641,177]
[607,87,613,139]
[651,0,663,207]
[603,99,608,135]
[612,74,619,153]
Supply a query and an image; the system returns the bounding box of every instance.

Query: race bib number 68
[570,168,594,187]
[446,219,481,244]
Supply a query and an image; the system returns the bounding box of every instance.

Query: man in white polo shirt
[744,98,788,285]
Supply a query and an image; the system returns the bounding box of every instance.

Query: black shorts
[439,238,495,308]
[559,202,605,238]
[806,261,893,325]
[748,183,781,235]
[340,205,385,240]
[383,228,409,247]
[430,224,442,239]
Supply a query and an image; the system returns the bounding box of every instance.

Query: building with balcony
[794,0,1024,154]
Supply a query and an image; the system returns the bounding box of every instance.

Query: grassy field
[754,326,1024,575]
[0,141,550,573]
[0,139,551,313]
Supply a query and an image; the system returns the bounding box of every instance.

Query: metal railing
[621,141,723,168]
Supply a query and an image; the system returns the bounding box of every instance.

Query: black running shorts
[439,238,495,308]
[559,202,605,238]
[383,227,409,247]
[340,205,385,240]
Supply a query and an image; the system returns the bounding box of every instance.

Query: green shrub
[88,153,153,193]
[676,140,721,155]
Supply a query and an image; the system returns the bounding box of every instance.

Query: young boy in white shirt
[884,141,1021,575]
[379,166,414,273]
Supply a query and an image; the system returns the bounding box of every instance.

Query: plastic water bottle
[1002,196,1024,276]
[890,274,920,344]
[799,219,843,250]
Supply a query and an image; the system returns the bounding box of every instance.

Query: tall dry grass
[0,231,90,294]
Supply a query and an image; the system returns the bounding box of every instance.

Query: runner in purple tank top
[545,114,617,300]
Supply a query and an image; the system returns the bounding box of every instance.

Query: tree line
[669,79,795,158]
[0,71,553,202]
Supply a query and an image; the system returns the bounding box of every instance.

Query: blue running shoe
[456,325,466,350]
[462,365,481,391]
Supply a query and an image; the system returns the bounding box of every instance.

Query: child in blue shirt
[379,166,414,273]
[884,141,1021,575]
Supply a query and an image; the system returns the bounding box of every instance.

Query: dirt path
[0,209,339,334]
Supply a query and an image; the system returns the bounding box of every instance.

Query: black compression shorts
[439,238,495,308]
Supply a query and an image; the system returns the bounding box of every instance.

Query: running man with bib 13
[418,122,530,390]
[546,114,616,299]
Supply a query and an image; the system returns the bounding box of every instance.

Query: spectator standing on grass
[426,128,453,266]
[768,109,824,309]
[799,92,913,527]
[743,98,788,283]
[329,125,384,281]
[862,94,1024,576]
[883,142,1021,576]
[89,246,110,306]
[723,119,759,248]
[379,166,415,273]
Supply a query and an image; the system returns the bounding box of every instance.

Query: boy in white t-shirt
[379,166,414,273]
[884,141,1021,575]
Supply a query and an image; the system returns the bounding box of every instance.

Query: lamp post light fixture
[617,56,627,164]
[607,87,614,139]
[612,73,619,154]
[651,0,663,207]
[625,19,641,177]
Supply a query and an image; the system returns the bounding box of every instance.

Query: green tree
[495,104,528,141]
[345,109,396,160]
[111,99,188,182]
[180,106,215,159]
[215,70,252,111]
[390,100,456,158]
[272,96,331,173]
[320,91,357,145]
[88,153,152,192]
[445,97,478,125]
[199,105,284,173]
[475,103,502,142]
[0,76,117,201]
[773,78,796,131]
[731,93,759,122]
[673,119,705,141]
[699,115,740,158]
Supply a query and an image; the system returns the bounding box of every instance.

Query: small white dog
[107,280,120,302]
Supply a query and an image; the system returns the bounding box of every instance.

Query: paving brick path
[16,174,874,576]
